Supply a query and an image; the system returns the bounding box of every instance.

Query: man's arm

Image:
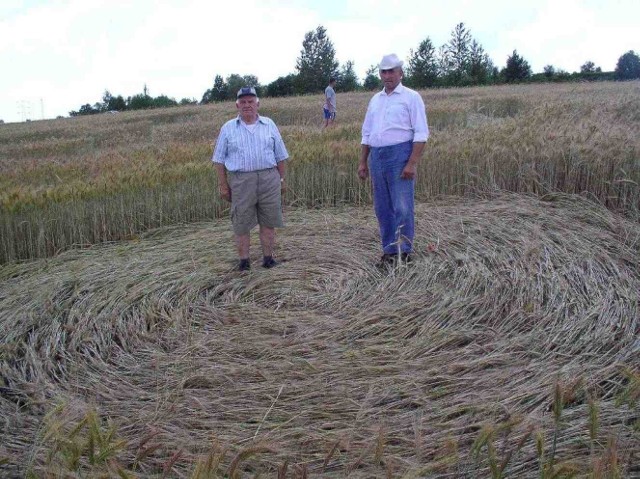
[401,92,428,180]
[400,142,426,180]
[276,160,287,192]
[214,163,231,202]
[358,144,370,180]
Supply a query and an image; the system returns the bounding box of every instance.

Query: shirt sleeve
[271,121,289,162]
[361,97,375,145]
[212,124,228,164]
[411,93,429,143]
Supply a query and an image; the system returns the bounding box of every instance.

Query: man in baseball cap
[212,86,289,271]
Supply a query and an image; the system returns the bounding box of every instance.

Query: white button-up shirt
[361,83,429,148]
[212,115,289,172]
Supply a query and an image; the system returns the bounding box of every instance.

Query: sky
[0,0,638,123]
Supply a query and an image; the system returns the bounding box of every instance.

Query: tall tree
[502,50,531,83]
[363,65,382,91]
[338,60,359,92]
[407,38,439,88]
[444,22,472,85]
[212,75,227,101]
[201,74,227,104]
[543,65,556,79]
[615,50,640,80]
[581,61,595,73]
[295,25,339,94]
[468,39,493,85]
[226,74,247,97]
[102,90,126,111]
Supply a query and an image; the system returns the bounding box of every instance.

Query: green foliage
[103,90,127,111]
[408,23,494,88]
[69,104,100,116]
[38,405,130,477]
[201,74,261,103]
[225,73,261,98]
[266,74,297,97]
[407,37,439,88]
[471,420,533,479]
[337,60,359,92]
[152,95,178,108]
[70,86,179,115]
[363,65,382,91]
[468,39,495,85]
[295,25,339,94]
[544,65,556,78]
[127,93,154,110]
[443,22,472,85]
[201,74,227,103]
[615,50,640,80]
[580,61,601,74]
[502,49,532,83]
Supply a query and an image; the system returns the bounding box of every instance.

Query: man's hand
[219,184,231,202]
[358,161,369,180]
[280,178,287,194]
[401,163,417,180]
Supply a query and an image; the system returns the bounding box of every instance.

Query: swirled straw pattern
[1,193,638,477]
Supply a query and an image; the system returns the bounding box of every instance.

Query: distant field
[1,81,639,262]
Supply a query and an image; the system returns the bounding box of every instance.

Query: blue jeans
[369,141,415,254]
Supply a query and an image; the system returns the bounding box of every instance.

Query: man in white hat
[212,87,289,271]
[358,53,429,266]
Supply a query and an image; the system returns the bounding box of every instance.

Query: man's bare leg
[235,234,250,259]
[259,226,275,257]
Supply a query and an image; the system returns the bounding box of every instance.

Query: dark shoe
[262,257,279,269]
[400,252,413,263]
[238,259,251,271]
[376,253,397,268]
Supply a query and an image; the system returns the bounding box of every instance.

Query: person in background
[323,77,337,128]
[358,53,429,266]
[212,87,289,271]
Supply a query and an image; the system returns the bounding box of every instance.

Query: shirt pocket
[227,137,239,154]
[385,102,409,125]
[261,135,276,156]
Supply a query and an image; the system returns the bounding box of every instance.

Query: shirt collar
[379,82,405,96]
[235,114,266,125]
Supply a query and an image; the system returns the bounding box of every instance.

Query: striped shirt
[361,83,429,148]
[212,115,289,172]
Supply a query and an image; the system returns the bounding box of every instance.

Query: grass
[1,81,639,262]
[1,193,639,477]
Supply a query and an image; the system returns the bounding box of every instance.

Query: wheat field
[0,82,639,477]
[1,81,639,262]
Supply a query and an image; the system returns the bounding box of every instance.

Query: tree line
[69,84,197,117]
[69,23,640,116]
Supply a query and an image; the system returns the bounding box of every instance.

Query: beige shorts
[227,168,283,235]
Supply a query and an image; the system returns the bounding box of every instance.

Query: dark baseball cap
[237,86,257,98]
